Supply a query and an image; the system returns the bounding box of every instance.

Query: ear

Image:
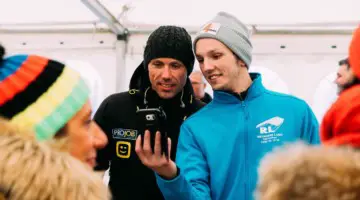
[203,83,207,89]
[236,58,247,68]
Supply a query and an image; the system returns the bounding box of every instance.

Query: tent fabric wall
[124,0,360,27]
[312,72,338,123]
[66,60,105,116]
[1,32,117,103]
[1,0,359,26]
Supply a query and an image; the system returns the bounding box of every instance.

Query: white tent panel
[0,0,96,24]
[312,72,338,123]
[2,33,117,105]
[1,0,359,26]
[249,66,290,94]
[125,0,360,26]
[66,60,105,116]
[0,0,130,26]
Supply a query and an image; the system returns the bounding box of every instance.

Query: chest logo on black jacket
[116,141,131,159]
[256,116,284,144]
[112,128,138,140]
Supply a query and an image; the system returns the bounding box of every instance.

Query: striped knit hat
[0,54,90,141]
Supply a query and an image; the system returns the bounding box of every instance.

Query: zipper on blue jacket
[244,102,249,200]
[238,93,249,200]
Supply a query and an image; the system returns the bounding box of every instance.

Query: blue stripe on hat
[0,55,29,81]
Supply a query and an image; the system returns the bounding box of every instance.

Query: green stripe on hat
[35,79,89,141]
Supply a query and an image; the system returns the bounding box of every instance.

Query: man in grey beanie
[136,12,319,200]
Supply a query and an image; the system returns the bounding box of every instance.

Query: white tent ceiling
[0,0,97,24]
[0,0,359,28]
[125,0,360,26]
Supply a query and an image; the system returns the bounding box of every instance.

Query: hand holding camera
[135,107,178,179]
[135,130,177,179]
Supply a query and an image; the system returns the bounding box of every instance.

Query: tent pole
[81,0,130,92]
[115,33,129,92]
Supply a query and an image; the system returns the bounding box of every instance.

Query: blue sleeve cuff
[156,166,181,183]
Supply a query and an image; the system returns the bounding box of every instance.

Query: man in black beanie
[93,26,204,200]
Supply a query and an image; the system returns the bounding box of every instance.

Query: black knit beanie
[143,26,195,75]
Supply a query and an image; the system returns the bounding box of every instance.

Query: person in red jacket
[321,26,360,146]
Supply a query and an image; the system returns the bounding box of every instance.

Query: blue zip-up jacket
[156,73,319,200]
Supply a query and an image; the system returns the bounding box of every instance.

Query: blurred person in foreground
[0,43,110,199]
[0,44,108,168]
[0,118,110,199]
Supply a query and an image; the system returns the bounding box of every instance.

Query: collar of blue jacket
[213,73,265,104]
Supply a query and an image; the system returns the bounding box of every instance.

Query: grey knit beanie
[193,12,253,68]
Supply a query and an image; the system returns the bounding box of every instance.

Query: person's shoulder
[193,98,206,109]
[185,101,216,123]
[103,89,142,105]
[264,90,308,107]
[203,93,213,103]
[96,90,142,116]
[184,98,206,120]
[95,90,142,121]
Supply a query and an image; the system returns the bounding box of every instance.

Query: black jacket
[201,92,213,104]
[94,62,204,200]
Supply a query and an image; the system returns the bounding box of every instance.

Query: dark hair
[339,58,350,68]
[0,44,5,64]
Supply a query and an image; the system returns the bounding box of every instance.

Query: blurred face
[148,58,188,99]
[190,73,206,99]
[195,38,246,92]
[335,64,356,94]
[63,101,108,168]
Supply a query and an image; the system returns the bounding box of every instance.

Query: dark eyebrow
[152,59,164,63]
[170,61,184,65]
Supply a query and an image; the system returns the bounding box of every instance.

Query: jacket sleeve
[156,123,211,200]
[301,103,320,144]
[93,96,112,171]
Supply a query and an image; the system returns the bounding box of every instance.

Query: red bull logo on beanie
[201,23,221,35]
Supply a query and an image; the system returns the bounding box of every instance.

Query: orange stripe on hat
[349,26,360,79]
[0,56,47,106]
